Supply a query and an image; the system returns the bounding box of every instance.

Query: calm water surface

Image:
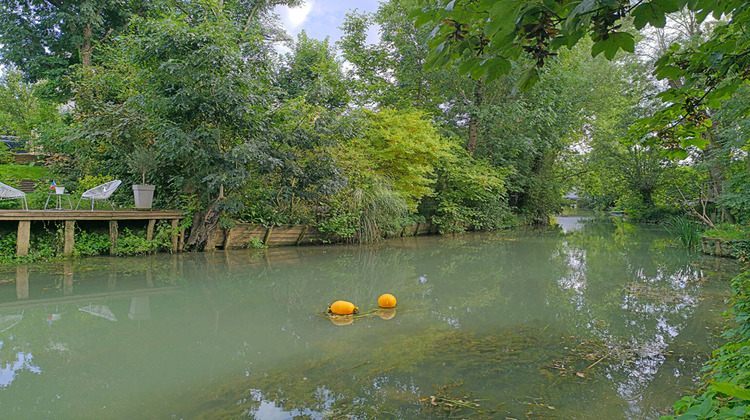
[0,218,740,419]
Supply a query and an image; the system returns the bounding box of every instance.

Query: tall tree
[278,31,349,109]
[0,0,153,86]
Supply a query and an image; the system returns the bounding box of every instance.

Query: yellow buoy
[328,300,359,315]
[377,293,397,308]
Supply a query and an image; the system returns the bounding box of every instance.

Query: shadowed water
[0,218,740,419]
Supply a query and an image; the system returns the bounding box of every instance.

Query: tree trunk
[80,23,93,67]
[185,201,223,251]
[466,78,483,155]
[467,119,478,155]
[640,188,655,208]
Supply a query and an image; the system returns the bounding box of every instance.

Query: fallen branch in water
[586,353,609,370]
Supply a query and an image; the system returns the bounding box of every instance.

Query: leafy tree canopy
[344,108,452,211]
[0,0,155,88]
[411,1,750,155]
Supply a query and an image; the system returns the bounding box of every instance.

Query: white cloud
[279,1,314,33]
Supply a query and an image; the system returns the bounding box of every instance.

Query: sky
[274,0,382,45]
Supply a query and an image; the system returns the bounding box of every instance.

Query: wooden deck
[1,210,186,257]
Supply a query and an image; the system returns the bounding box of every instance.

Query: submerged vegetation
[179,323,712,419]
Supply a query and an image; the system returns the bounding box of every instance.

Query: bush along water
[662,270,750,419]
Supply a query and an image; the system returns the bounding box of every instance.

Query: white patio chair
[76,180,122,210]
[0,181,29,210]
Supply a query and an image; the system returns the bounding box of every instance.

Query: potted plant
[126,146,158,209]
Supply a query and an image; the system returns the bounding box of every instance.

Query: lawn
[0,163,50,182]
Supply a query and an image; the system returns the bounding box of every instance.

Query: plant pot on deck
[132,185,155,209]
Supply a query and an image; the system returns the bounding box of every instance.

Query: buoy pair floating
[327,294,397,315]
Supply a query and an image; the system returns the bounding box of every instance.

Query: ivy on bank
[662,270,750,419]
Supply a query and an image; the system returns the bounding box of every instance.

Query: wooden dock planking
[0,210,185,257]
[0,210,184,221]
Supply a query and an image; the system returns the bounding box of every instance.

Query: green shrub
[247,237,267,249]
[115,228,154,256]
[427,148,512,233]
[317,208,359,239]
[319,176,408,243]
[703,224,750,241]
[0,143,14,164]
[74,230,110,256]
[115,222,173,256]
[0,232,18,263]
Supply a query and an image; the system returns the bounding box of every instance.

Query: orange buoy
[328,300,359,315]
[377,293,397,308]
[378,308,396,320]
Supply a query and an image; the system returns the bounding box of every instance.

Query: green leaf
[487,1,522,37]
[568,0,597,21]
[470,62,488,80]
[615,32,635,54]
[655,65,684,80]
[515,67,539,91]
[485,14,505,36]
[458,57,479,76]
[435,41,447,54]
[407,7,428,20]
[706,50,723,68]
[414,10,437,28]
[632,0,681,29]
[664,148,689,160]
[680,135,710,149]
[483,57,511,84]
[711,381,750,400]
[591,32,634,60]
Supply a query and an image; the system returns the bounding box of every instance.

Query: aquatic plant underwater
[176,322,714,419]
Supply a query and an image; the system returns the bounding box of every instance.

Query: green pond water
[0,217,741,419]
